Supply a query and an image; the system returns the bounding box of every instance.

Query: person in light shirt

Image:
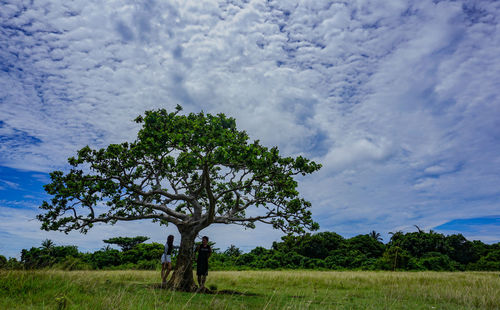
[161,234,174,284]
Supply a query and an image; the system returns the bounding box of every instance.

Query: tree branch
[204,164,216,224]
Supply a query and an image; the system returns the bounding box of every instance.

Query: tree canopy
[38,106,320,234]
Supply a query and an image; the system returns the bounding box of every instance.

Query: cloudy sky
[1,0,499,258]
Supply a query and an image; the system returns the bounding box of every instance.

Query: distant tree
[194,240,219,255]
[348,234,385,258]
[90,248,122,269]
[121,242,164,264]
[369,230,382,241]
[5,257,22,270]
[103,236,150,252]
[380,246,411,270]
[224,245,242,257]
[274,232,345,260]
[0,255,7,268]
[444,234,477,265]
[38,107,320,291]
[20,241,80,269]
[101,245,112,251]
[52,245,79,259]
[418,252,453,271]
[397,231,447,258]
[471,250,500,271]
[41,239,55,253]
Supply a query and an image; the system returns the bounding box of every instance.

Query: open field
[1,270,499,309]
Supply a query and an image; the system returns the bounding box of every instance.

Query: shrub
[0,255,7,268]
[54,256,92,270]
[4,257,23,270]
[136,260,158,270]
[90,249,122,269]
[468,250,500,271]
[377,246,411,270]
[418,252,453,271]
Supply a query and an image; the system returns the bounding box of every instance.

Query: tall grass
[1,270,498,309]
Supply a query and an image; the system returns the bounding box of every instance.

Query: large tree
[38,106,321,291]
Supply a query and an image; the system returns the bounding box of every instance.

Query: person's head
[167,235,174,245]
[202,236,209,246]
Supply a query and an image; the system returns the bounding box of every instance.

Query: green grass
[1,270,499,309]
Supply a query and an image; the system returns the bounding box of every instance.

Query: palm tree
[388,230,403,246]
[414,225,424,233]
[369,230,382,241]
[41,239,54,254]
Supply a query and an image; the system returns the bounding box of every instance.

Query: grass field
[1,270,499,309]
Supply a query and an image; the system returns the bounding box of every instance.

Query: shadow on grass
[148,283,259,296]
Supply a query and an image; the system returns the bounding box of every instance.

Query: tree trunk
[167,225,198,291]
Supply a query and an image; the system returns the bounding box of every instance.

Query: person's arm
[208,245,212,258]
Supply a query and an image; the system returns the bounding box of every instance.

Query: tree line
[1,230,498,271]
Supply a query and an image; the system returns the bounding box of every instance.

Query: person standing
[161,235,174,285]
[195,236,212,289]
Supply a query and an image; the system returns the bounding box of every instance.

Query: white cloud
[322,138,394,171]
[1,0,499,254]
[0,179,19,189]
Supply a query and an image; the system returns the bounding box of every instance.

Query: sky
[1,0,499,258]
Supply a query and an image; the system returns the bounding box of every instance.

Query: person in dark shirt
[161,235,174,285]
[195,236,212,289]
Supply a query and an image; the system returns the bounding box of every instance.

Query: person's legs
[164,262,172,281]
[161,263,167,283]
[197,275,202,287]
[200,275,207,288]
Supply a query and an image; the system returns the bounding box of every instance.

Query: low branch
[73,212,181,230]
[132,199,188,220]
[212,214,278,224]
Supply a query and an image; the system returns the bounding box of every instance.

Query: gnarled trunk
[167,225,199,291]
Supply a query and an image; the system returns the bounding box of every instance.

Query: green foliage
[20,241,80,269]
[224,244,242,257]
[469,250,500,271]
[417,252,454,271]
[3,232,499,271]
[53,256,92,271]
[5,258,22,270]
[0,256,22,270]
[273,232,345,259]
[88,249,121,269]
[121,243,164,264]
[369,230,382,241]
[135,260,158,270]
[0,255,7,268]
[444,234,477,265]
[377,246,412,270]
[347,234,385,258]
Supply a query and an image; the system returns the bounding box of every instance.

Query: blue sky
[1,0,499,258]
